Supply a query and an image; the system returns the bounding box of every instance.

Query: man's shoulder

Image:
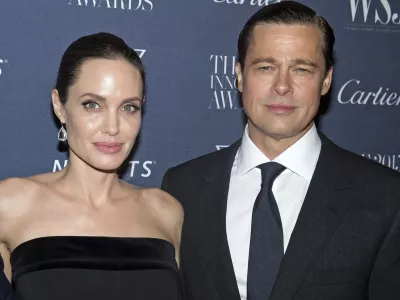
[323,136,400,182]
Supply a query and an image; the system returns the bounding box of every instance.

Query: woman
[0,32,184,299]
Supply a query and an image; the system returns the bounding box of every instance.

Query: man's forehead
[248,24,323,55]
[251,23,322,40]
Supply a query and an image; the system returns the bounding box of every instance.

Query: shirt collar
[237,123,321,181]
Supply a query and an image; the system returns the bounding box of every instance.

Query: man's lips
[265,104,296,114]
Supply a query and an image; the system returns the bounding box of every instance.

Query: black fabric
[10,236,183,300]
[0,257,13,300]
[247,162,286,300]
[161,133,400,300]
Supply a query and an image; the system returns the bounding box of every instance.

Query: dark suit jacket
[0,258,13,300]
[161,134,400,300]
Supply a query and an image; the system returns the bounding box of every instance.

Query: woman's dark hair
[238,1,335,73]
[55,32,146,104]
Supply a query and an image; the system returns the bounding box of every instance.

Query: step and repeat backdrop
[0,0,399,187]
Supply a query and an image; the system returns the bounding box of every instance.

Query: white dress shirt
[226,124,321,300]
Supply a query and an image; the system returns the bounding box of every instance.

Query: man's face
[236,24,332,141]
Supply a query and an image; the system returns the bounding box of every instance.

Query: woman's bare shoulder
[0,177,37,199]
[0,177,40,241]
[0,173,57,212]
[140,188,184,221]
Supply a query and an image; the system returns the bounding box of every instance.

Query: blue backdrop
[0,0,399,187]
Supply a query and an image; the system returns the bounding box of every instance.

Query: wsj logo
[53,159,155,178]
[362,153,400,171]
[0,59,8,76]
[134,49,146,59]
[69,0,154,11]
[338,79,400,106]
[213,0,281,6]
[346,0,400,32]
[209,55,240,110]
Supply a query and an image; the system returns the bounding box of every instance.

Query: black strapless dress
[10,236,184,300]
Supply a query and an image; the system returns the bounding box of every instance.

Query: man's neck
[248,122,314,160]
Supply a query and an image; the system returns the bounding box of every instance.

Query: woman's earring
[58,124,67,142]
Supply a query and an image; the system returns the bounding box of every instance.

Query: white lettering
[338,79,360,104]
[210,55,236,75]
[251,0,280,5]
[53,160,68,172]
[129,160,154,178]
[69,0,153,10]
[129,161,140,177]
[338,79,399,106]
[210,75,237,90]
[375,0,391,24]
[350,0,399,25]
[209,90,239,110]
[141,161,152,177]
[142,0,153,11]
[350,0,372,23]
[134,49,146,59]
[52,159,153,177]
[213,0,281,5]
[362,153,400,171]
[386,92,398,105]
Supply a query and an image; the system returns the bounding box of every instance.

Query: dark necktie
[247,162,286,300]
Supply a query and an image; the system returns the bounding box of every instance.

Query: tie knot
[257,162,286,187]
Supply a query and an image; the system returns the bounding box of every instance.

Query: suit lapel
[197,140,242,300]
[270,135,356,300]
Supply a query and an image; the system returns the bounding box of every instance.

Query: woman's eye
[82,101,101,110]
[122,105,140,113]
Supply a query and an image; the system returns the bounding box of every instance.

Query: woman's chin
[88,160,126,173]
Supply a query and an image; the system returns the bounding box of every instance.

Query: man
[162,1,400,300]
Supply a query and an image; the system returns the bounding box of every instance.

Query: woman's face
[53,58,144,172]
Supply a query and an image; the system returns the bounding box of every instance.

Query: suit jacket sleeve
[369,206,400,299]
